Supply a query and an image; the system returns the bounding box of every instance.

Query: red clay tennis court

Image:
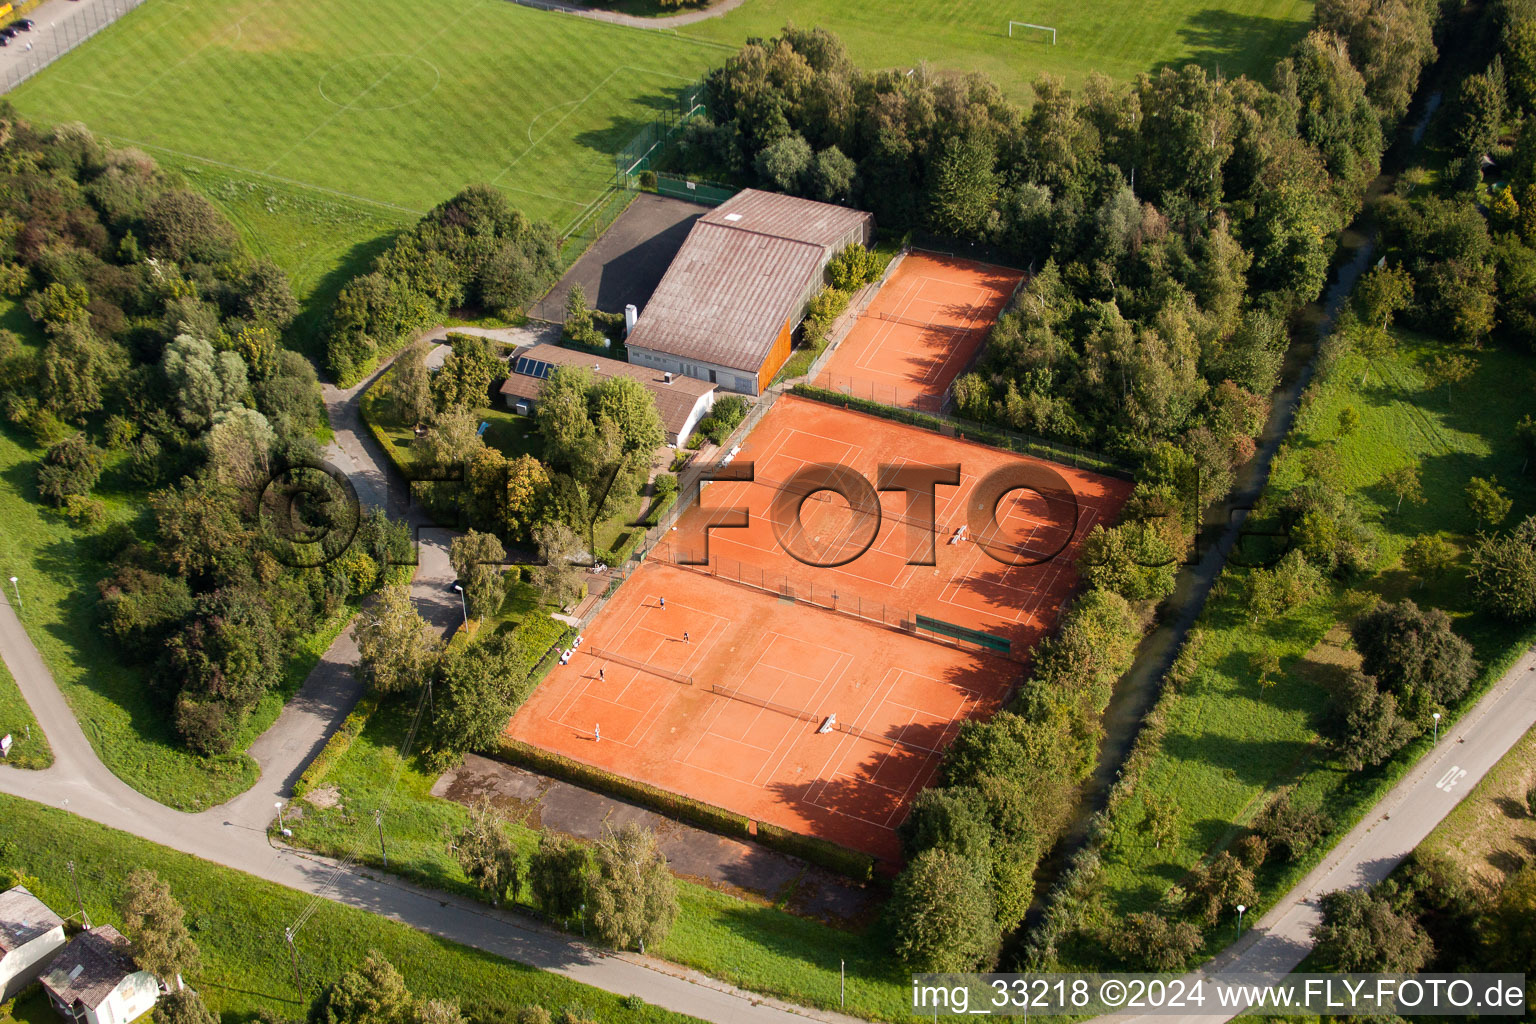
[815,251,1024,411]
[507,560,1017,863]
[660,394,1134,656]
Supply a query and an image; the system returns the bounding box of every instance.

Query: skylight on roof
[724,213,742,221]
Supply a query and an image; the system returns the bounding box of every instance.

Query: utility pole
[65,861,91,928]
[374,809,388,867]
[283,928,303,997]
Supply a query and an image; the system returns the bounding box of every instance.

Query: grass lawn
[1420,722,1536,895]
[172,160,412,360]
[677,0,1313,97]
[1076,333,1536,954]
[6,0,726,334]
[0,796,701,1024]
[481,408,540,461]
[0,658,50,769]
[286,695,914,1022]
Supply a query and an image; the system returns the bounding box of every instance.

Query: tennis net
[585,647,694,686]
[708,683,820,724]
[708,683,944,756]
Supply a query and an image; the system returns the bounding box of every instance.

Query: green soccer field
[678,0,1315,97]
[8,0,724,231]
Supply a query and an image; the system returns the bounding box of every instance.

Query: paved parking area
[529,192,707,321]
[0,0,141,93]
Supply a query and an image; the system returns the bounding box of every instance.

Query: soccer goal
[1007,21,1057,44]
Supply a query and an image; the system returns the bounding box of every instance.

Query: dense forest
[685,0,1441,476]
[0,106,409,756]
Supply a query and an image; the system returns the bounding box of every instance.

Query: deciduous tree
[588,824,678,952]
[886,848,995,971]
[1312,887,1433,972]
[449,530,506,620]
[1466,475,1513,528]
[450,798,521,907]
[1380,464,1424,514]
[527,833,589,923]
[1469,515,1536,620]
[356,585,441,693]
[119,868,199,989]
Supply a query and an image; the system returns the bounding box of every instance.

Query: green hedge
[292,693,380,797]
[756,823,879,883]
[494,738,875,882]
[504,613,574,706]
[789,383,1135,480]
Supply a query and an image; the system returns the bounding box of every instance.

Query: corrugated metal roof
[40,926,137,1010]
[628,190,873,373]
[699,188,872,248]
[498,343,714,439]
[0,886,62,955]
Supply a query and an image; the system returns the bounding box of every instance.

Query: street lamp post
[275,801,292,837]
[451,583,467,625]
[1236,903,1247,936]
[1433,712,1441,744]
[8,576,19,612]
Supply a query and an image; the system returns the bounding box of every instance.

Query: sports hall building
[625,189,873,396]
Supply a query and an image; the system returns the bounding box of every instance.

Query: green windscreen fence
[656,173,737,206]
[914,614,1012,655]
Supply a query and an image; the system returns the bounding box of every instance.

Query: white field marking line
[567,590,714,746]
[745,633,851,789]
[491,63,624,185]
[261,9,480,175]
[93,134,427,214]
[915,288,996,386]
[110,0,277,102]
[552,687,667,748]
[936,499,1103,625]
[813,665,920,823]
[527,97,583,145]
[495,62,696,184]
[707,633,838,787]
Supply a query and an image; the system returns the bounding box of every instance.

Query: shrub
[886,848,996,971]
[1108,912,1203,971]
[36,434,104,505]
[293,695,381,797]
[801,287,851,345]
[1252,791,1332,862]
[826,243,880,291]
[1468,516,1536,620]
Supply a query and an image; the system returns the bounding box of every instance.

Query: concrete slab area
[530,193,708,322]
[433,754,879,926]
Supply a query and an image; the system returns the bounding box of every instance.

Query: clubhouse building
[625,189,873,396]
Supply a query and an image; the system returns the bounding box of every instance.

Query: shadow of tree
[1168,8,1311,82]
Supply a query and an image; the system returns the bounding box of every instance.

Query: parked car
[13,18,32,29]
[0,28,17,40]
[0,35,10,46]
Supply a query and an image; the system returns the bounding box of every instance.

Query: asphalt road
[1099,643,1536,1024]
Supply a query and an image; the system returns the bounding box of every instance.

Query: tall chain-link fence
[0,0,144,93]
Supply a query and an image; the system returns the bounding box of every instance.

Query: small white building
[0,886,66,1001]
[41,926,159,1024]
